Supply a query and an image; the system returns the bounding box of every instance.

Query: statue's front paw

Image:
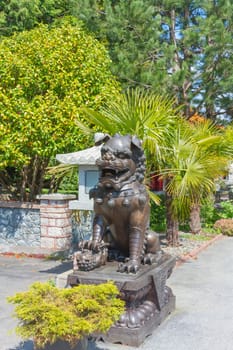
[118,259,140,274]
[78,239,100,251]
[73,241,108,271]
[73,244,108,271]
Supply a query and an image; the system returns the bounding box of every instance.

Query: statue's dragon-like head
[95,133,146,190]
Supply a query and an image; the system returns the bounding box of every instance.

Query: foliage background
[1,1,233,121]
[0,19,119,200]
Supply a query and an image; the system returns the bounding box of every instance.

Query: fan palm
[78,88,233,245]
[77,87,181,227]
[162,118,233,242]
[78,88,180,162]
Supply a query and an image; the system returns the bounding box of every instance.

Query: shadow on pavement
[8,340,107,350]
[8,340,33,350]
[39,261,73,275]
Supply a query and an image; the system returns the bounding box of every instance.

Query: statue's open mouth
[96,158,135,188]
[101,167,129,180]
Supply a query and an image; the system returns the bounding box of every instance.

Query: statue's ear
[131,135,142,149]
[94,133,111,145]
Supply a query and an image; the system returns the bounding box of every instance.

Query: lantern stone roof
[56,145,101,165]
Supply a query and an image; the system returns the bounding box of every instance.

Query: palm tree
[78,88,182,242]
[78,88,179,163]
[162,118,233,242]
[189,121,233,234]
[78,88,233,245]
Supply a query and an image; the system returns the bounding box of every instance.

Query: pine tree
[197,0,233,121]
[71,0,233,122]
[71,0,168,91]
[0,0,70,35]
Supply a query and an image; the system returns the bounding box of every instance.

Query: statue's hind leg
[143,230,162,264]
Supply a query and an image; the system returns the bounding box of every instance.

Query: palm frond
[77,108,117,134]
[47,164,78,181]
[78,88,180,147]
[147,189,161,205]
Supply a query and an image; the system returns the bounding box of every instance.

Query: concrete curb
[176,234,224,267]
[0,245,71,260]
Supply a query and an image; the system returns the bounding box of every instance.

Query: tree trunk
[20,165,29,201]
[189,204,202,234]
[20,157,49,202]
[29,156,49,201]
[165,192,179,246]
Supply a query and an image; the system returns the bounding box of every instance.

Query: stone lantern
[56,145,101,210]
[56,145,101,243]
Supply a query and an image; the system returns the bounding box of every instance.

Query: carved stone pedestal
[67,253,176,347]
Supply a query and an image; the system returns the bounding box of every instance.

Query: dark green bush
[150,195,233,233]
[150,194,166,232]
[200,199,219,228]
[217,201,233,219]
[201,200,233,229]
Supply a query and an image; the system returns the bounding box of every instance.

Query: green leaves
[0,19,119,199]
[163,119,232,220]
[80,88,180,159]
[8,281,124,348]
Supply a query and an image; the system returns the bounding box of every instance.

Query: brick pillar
[37,194,76,251]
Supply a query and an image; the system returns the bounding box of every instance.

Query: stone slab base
[100,294,175,347]
[67,253,176,347]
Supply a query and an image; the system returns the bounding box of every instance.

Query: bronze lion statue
[74,133,161,273]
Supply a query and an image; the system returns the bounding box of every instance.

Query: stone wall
[0,201,40,247]
[0,194,79,253]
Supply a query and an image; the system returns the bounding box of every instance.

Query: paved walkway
[1,236,233,350]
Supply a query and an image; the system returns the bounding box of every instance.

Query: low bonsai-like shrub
[214,219,233,236]
[8,281,124,349]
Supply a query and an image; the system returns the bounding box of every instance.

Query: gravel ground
[160,232,218,261]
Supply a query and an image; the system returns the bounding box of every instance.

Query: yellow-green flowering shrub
[8,281,124,348]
